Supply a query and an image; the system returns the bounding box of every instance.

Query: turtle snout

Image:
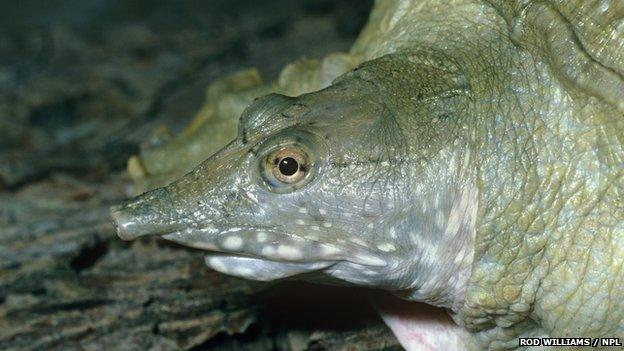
[110,207,128,240]
[110,187,180,241]
[110,206,146,241]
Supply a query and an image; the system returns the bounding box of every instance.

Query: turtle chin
[204,254,335,281]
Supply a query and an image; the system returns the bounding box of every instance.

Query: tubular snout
[110,188,180,241]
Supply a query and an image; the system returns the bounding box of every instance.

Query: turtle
[110,0,624,349]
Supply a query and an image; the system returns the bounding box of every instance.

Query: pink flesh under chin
[371,293,474,351]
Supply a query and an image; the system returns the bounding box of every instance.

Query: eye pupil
[278,157,299,176]
[265,147,311,187]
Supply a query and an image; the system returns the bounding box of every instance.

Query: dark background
[0,1,403,350]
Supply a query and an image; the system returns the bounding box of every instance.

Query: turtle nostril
[110,207,141,241]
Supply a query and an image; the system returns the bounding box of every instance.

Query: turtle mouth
[110,187,388,272]
[159,226,388,269]
[161,226,341,281]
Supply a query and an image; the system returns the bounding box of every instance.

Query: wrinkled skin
[112,0,624,349]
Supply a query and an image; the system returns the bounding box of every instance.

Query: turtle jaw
[160,225,389,268]
[203,254,336,281]
[110,205,340,281]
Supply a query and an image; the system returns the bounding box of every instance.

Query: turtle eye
[256,130,320,193]
[267,147,309,184]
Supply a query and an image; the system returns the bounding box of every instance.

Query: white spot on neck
[320,245,340,256]
[389,227,397,238]
[261,246,276,256]
[377,243,396,252]
[436,210,445,228]
[222,236,243,250]
[404,185,478,310]
[277,245,302,260]
[352,238,366,246]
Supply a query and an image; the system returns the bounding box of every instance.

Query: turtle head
[111,54,477,308]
